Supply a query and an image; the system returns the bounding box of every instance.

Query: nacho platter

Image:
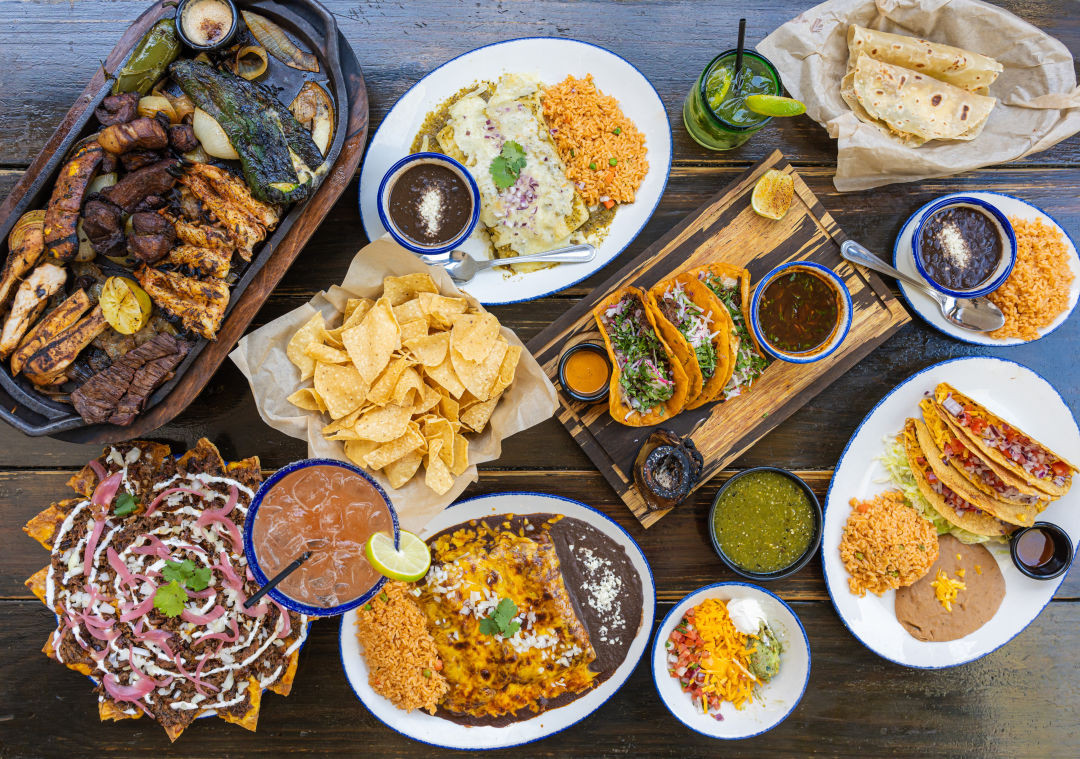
[0,0,369,443]
[528,151,911,527]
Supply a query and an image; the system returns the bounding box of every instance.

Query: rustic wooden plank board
[530,152,909,526]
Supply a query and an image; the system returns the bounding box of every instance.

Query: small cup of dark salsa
[912,196,1017,298]
[708,467,823,581]
[750,261,852,364]
[377,152,480,257]
[1009,521,1073,581]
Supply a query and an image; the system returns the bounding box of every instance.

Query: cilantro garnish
[478,597,521,637]
[113,492,138,517]
[490,141,526,190]
[162,558,212,592]
[153,580,188,618]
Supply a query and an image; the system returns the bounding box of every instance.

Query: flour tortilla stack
[847,25,1003,95]
[841,54,997,146]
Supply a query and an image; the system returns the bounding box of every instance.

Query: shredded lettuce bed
[877,435,1003,546]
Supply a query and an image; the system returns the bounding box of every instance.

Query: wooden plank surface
[1,0,1079,757]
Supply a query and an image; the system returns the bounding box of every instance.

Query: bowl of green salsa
[709,467,822,581]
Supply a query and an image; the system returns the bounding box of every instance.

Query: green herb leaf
[161,558,212,591]
[478,597,520,637]
[154,580,188,618]
[114,492,138,517]
[490,140,527,189]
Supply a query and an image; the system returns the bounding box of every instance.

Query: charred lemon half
[751,169,794,221]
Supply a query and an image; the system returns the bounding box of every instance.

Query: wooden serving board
[528,151,911,527]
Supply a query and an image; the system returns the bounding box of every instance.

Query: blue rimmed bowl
[376,152,480,257]
[912,195,1016,299]
[750,261,852,364]
[244,458,399,617]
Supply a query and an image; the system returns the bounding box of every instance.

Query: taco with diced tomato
[934,383,1077,498]
[593,286,689,426]
[647,273,733,410]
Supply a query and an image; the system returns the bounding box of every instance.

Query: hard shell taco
[593,286,689,426]
[688,262,770,400]
[913,415,1042,527]
[919,400,1047,523]
[902,419,1013,539]
[647,273,734,410]
[934,383,1077,498]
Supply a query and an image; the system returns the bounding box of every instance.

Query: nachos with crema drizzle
[24,438,308,742]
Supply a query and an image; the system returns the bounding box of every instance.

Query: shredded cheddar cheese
[693,599,756,709]
[930,569,966,612]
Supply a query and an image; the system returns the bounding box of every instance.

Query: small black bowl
[175,0,239,52]
[708,466,823,582]
[557,342,612,404]
[1009,521,1073,581]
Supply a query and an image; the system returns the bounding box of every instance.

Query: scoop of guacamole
[747,622,783,682]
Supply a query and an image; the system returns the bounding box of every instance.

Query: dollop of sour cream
[726,598,767,636]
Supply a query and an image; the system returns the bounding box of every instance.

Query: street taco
[647,274,733,410]
[913,415,1042,527]
[934,383,1077,498]
[593,286,689,426]
[902,419,1012,539]
[920,399,1047,520]
[690,263,770,400]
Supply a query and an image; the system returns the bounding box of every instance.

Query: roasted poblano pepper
[112,18,182,96]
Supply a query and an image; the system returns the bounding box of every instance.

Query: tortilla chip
[287,387,327,413]
[344,439,380,466]
[426,353,467,398]
[342,298,400,385]
[451,339,508,401]
[393,297,426,325]
[286,312,326,381]
[404,332,450,368]
[304,343,350,364]
[392,367,425,408]
[423,417,456,468]
[24,498,80,550]
[399,318,428,343]
[314,363,369,420]
[413,382,444,415]
[438,394,460,424]
[424,439,455,495]
[178,438,227,475]
[451,433,470,476]
[268,644,303,696]
[26,565,49,604]
[351,403,413,443]
[100,698,142,723]
[365,425,425,470]
[343,297,374,325]
[368,357,410,406]
[461,395,499,432]
[383,273,439,306]
[489,343,521,397]
[451,312,501,361]
[385,449,423,488]
[218,677,261,733]
[419,292,467,329]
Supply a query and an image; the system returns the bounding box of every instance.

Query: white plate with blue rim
[823,356,1080,668]
[892,192,1080,346]
[357,37,672,305]
[651,583,810,740]
[338,491,656,749]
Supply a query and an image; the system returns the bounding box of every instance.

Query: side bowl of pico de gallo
[651,582,811,739]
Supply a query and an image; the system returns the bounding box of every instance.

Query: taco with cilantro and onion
[593,286,689,426]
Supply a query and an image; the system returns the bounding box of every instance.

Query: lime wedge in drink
[365,530,431,582]
[745,94,806,118]
[705,67,732,111]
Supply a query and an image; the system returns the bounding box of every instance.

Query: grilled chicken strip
[0,263,67,359]
[22,305,108,386]
[165,244,231,279]
[134,265,230,340]
[11,289,91,375]
[43,141,105,261]
[0,214,46,310]
[168,216,235,256]
[175,163,279,260]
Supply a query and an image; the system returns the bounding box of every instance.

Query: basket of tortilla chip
[230,238,557,529]
[23,438,308,742]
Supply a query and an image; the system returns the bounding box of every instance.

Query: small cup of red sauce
[558,342,612,403]
[1009,521,1073,581]
[377,152,480,257]
[245,459,399,616]
[750,261,852,364]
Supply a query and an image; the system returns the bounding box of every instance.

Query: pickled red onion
[145,487,205,517]
[181,604,226,625]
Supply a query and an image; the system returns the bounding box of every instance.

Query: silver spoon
[443,243,596,284]
[841,240,1005,333]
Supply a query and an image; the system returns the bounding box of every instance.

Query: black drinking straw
[245,550,312,609]
[735,18,747,81]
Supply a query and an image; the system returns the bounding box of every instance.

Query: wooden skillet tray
[0,0,369,443]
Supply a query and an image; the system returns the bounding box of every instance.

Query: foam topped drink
[683,50,781,151]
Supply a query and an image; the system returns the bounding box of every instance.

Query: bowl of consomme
[709,467,822,581]
[244,458,399,616]
[750,261,852,364]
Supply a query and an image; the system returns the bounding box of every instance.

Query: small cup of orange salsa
[558,342,612,403]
